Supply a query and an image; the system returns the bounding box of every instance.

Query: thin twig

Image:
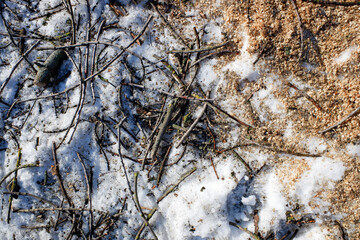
[319,105,360,134]
[3,192,58,207]
[285,81,322,111]
[135,208,158,240]
[0,163,39,186]
[229,222,261,240]
[150,2,189,49]
[0,13,37,72]
[168,41,229,54]
[151,99,178,162]
[12,207,99,213]
[155,144,172,185]
[190,50,231,68]
[90,19,106,104]
[176,102,207,148]
[207,102,255,128]
[124,82,214,102]
[290,0,305,60]
[302,0,360,6]
[0,40,40,95]
[7,148,22,223]
[209,156,219,179]
[157,167,196,203]
[134,172,158,240]
[232,150,253,173]
[77,152,93,239]
[7,16,153,117]
[117,117,133,194]
[52,142,73,206]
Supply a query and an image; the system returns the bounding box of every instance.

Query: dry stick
[285,81,323,111]
[209,156,219,179]
[117,117,133,194]
[168,41,230,54]
[157,167,197,203]
[52,142,73,207]
[190,50,231,68]
[176,102,207,148]
[319,105,360,134]
[0,40,40,95]
[54,199,65,231]
[67,77,86,144]
[0,12,37,73]
[20,98,37,129]
[57,51,86,147]
[85,0,91,78]
[0,42,11,49]
[229,222,261,240]
[167,144,187,167]
[22,219,67,230]
[147,94,170,142]
[94,127,111,171]
[62,0,76,44]
[205,119,217,152]
[135,208,158,240]
[155,144,172,186]
[150,99,179,163]
[3,192,58,207]
[77,153,93,240]
[0,163,39,186]
[290,0,305,60]
[38,41,155,66]
[0,31,63,41]
[2,1,21,20]
[150,2,190,49]
[302,0,360,6]
[90,19,106,104]
[253,39,271,65]
[41,16,154,83]
[207,103,255,128]
[6,84,79,118]
[220,141,322,157]
[232,150,253,173]
[94,114,118,139]
[13,207,97,213]
[7,16,153,116]
[29,5,66,21]
[124,82,214,102]
[334,220,348,240]
[66,213,77,240]
[7,148,21,223]
[134,173,158,240]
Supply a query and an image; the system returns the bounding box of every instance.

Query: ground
[0,0,359,239]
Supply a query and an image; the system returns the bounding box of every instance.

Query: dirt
[163,0,360,239]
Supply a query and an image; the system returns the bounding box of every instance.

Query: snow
[334,46,359,64]
[0,1,348,239]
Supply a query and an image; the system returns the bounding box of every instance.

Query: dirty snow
[0,1,349,239]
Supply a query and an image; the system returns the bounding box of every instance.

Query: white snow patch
[334,46,358,64]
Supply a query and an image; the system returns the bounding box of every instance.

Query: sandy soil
[165,0,360,239]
